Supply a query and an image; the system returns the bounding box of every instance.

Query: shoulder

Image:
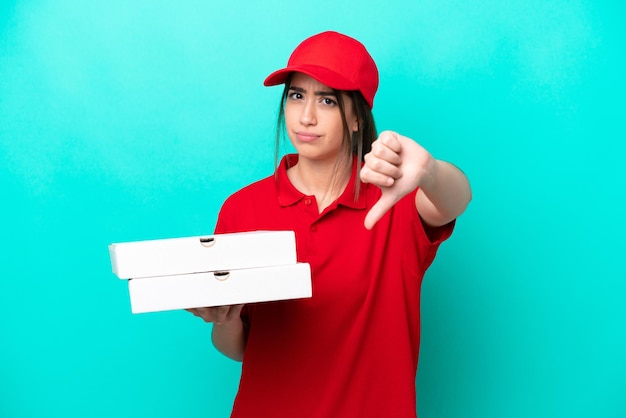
[223,174,275,206]
[215,174,277,234]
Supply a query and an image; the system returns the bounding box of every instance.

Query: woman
[189,31,472,418]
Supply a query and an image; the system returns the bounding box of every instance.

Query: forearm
[416,159,472,227]
[211,319,247,362]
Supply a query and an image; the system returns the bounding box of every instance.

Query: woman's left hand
[360,130,435,230]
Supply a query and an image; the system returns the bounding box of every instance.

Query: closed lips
[296,132,321,142]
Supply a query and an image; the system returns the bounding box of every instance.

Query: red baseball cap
[263,31,379,109]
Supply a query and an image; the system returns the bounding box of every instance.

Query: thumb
[364,192,400,230]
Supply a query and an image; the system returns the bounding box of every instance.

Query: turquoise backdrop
[1,1,624,417]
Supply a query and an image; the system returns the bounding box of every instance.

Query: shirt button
[304,198,312,206]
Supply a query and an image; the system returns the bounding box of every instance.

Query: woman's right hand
[186,304,244,325]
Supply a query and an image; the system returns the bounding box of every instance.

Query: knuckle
[371,159,386,171]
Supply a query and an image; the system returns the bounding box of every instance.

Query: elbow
[212,339,245,362]
[462,183,473,213]
[226,351,244,363]
[453,170,473,217]
[211,325,246,362]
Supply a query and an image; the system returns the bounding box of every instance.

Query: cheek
[283,105,298,129]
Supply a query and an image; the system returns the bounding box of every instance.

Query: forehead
[289,73,332,91]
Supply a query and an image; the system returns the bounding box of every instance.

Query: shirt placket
[302,196,322,256]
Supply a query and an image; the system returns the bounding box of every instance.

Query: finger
[378,131,402,154]
[360,164,395,187]
[187,307,207,318]
[187,307,215,323]
[214,306,229,324]
[370,139,402,166]
[363,153,402,181]
[364,193,399,230]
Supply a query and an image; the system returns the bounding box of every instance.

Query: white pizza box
[109,231,297,279]
[127,263,312,314]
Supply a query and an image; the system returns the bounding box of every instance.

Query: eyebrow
[288,86,337,96]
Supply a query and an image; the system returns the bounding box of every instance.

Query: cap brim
[263,64,358,91]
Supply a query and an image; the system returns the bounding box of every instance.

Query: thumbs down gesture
[360,130,472,230]
[360,131,436,230]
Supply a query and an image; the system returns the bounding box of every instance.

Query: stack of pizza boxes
[109,231,311,314]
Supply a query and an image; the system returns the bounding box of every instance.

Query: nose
[299,99,317,126]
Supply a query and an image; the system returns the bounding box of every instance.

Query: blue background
[1,1,624,417]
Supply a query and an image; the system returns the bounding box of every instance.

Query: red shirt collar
[276,154,369,210]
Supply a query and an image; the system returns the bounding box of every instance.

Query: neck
[288,154,352,211]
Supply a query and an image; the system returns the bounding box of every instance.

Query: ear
[351,116,359,133]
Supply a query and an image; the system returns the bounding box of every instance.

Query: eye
[321,97,337,106]
[287,91,303,100]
